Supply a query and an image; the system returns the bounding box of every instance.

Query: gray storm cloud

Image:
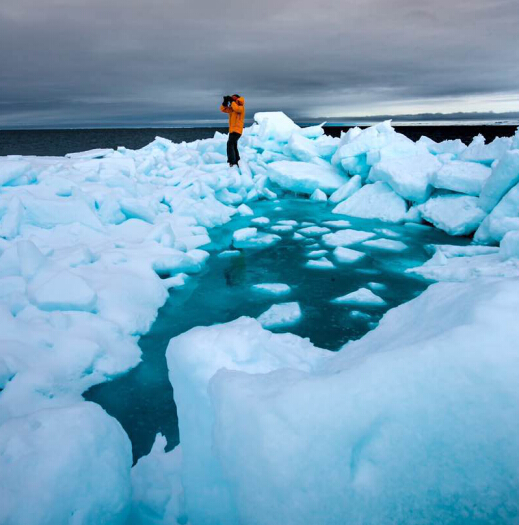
[0,0,518,127]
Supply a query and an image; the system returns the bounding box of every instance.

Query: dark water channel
[84,198,468,462]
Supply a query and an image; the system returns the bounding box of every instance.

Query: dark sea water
[0,125,517,157]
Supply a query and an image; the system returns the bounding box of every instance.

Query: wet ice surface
[85,198,468,462]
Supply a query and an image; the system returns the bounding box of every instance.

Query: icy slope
[166,277,519,525]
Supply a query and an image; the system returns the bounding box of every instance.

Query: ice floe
[331,287,386,305]
[305,257,336,269]
[257,302,302,328]
[333,246,366,263]
[251,283,291,296]
[322,229,375,247]
[362,238,408,252]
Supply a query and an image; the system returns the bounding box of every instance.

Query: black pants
[227,132,241,166]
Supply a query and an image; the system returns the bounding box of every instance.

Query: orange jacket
[220,96,245,135]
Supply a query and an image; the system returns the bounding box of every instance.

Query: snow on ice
[331,287,386,305]
[251,283,291,296]
[322,229,376,247]
[257,302,302,328]
[305,257,336,269]
[332,246,366,263]
[362,238,408,252]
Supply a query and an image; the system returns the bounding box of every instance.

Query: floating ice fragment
[257,302,302,328]
[332,287,386,305]
[237,204,254,216]
[310,188,327,202]
[374,228,401,239]
[349,310,371,320]
[305,257,335,269]
[233,233,281,249]
[362,239,408,252]
[322,229,375,247]
[251,283,291,296]
[251,217,270,225]
[333,246,366,263]
[307,250,328,258]
[218,250,241,258]
[270,225,294,233]
[298,226,331,236]
[367,282,387,291]
[232,227,257,242]
[321,220,352,228]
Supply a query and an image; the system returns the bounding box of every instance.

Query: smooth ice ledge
[257,302,302,328]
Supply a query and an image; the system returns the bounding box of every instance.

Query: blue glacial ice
[1,111,519,524]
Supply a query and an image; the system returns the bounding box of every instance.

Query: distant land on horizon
[321,110,519,125]
[1,111,519,131]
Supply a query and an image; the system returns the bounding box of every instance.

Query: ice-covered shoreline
[1,112,519,524]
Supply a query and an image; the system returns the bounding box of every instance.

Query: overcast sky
[1,0,518,127]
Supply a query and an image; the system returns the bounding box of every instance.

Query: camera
[222,95,232,107]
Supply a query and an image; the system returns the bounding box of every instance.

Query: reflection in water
[224,255,247,287]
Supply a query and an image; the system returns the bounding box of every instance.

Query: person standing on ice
[220,94,245,167]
